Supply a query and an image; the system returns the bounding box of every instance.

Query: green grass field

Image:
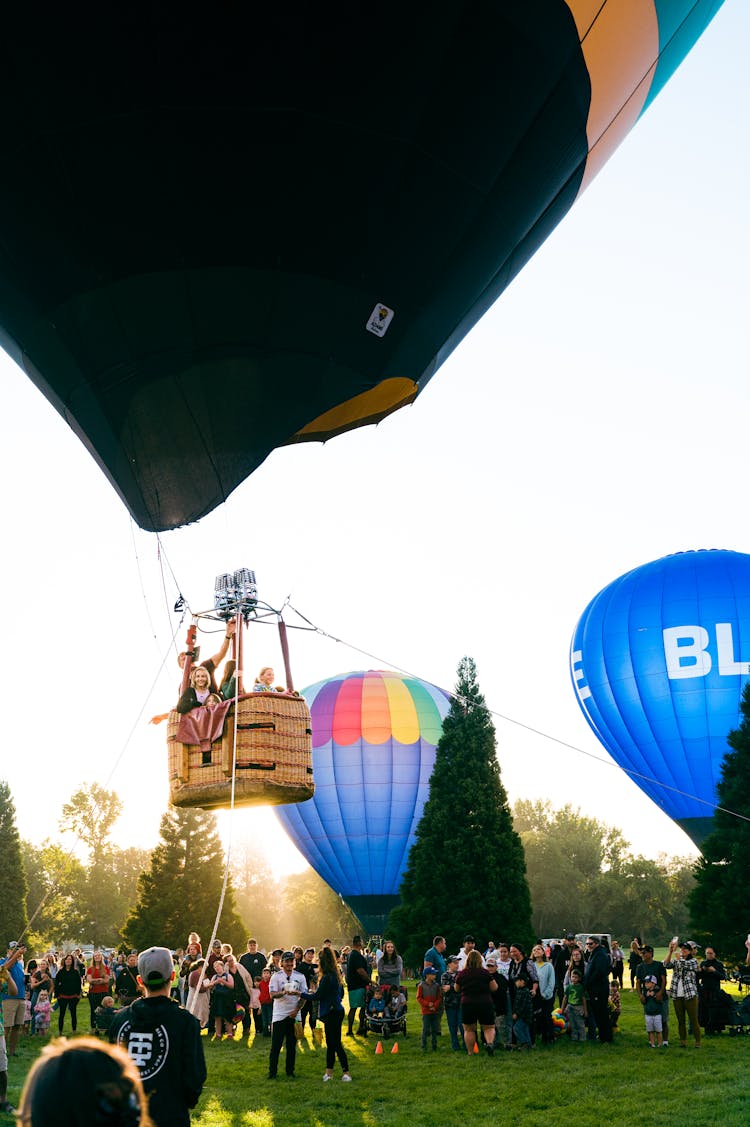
[5,985,750,1127]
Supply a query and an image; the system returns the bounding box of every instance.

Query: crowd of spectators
[2,930,749,1119]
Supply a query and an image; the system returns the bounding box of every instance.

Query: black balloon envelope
[0,2,724,529]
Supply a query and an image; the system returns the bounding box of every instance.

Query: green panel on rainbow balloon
[0,2,726,530]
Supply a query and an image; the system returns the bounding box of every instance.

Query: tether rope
[187,612,242,1016]
[285,603,750,828]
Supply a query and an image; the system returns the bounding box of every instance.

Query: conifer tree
[387,657,532,966]
[689,682,750,959]
[122,805,244,951]
[0,780,28,943]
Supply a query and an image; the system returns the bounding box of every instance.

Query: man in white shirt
[267,952,307,1079]
[456,935,484,972]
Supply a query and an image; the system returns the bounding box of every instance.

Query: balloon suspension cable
[129,517,162,658]
[22,614,189,943]
[189,612,242,1015]
[284,602,750,830]
[155,533,192,643]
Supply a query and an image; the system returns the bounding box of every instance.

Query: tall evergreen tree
[689,682,750,959]
[387,657,532,966]
[122,806,244,951]
[0,780,28,942]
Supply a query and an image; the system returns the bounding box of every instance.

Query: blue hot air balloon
[570,550,750,847]
[275,670,451,933]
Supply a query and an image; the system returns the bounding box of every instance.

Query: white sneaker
[323,1074,332,1082]
[342,1073,352,1082]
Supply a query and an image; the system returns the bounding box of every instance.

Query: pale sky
[1,3,747,883]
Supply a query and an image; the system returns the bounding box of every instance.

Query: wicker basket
[167,693,314,809]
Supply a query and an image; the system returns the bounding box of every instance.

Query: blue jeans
[513,1017,531,1047]
[445,1006,463,1049]
[421,1013,440,1049]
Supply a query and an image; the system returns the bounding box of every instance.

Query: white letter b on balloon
[663,626,711,679]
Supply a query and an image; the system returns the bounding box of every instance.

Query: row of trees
[515,800,695,943]
[0,780,359,954]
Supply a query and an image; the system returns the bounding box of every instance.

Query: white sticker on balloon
[366,303,394,337]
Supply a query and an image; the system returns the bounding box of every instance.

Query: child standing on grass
[248,978,262,1035]
[441,955,463,1051]
[33,990,51,1036]
[561,968,587,1041]
[258,969,273,1037]
[512,975,533,1050]
[207,960,235,1041]
[609,980,621,1030]
[643,976,664,1048]
[417,966,443,1051]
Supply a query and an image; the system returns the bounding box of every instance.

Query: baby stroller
[699,987,734,1033]
[727,993,750,1036]
[363,983,408,1039]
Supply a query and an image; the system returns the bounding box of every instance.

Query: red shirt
[87,963,111,995]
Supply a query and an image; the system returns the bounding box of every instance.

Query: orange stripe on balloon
[361,672,392,745]
[383,674,420,745]
[566,0,659,194]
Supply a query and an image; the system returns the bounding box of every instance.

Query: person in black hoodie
[110,946,206,1127]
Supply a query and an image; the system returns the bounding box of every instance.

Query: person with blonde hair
[253,666,284,692]
[17,1036,152,1126]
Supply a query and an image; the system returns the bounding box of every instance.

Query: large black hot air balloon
[0,2,725,530]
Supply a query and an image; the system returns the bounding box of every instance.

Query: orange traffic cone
[473,1042,479,1054]
[391,1042,399,1054]
[375,1041,383,1054]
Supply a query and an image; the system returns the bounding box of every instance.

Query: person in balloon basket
[583,935,612,1042]
[110,946,206,1127]
[345,936,371,1037]
[267,952,307,1079]
[150,621,236,723]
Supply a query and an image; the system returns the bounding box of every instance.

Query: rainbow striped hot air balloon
[275,670,451,933]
